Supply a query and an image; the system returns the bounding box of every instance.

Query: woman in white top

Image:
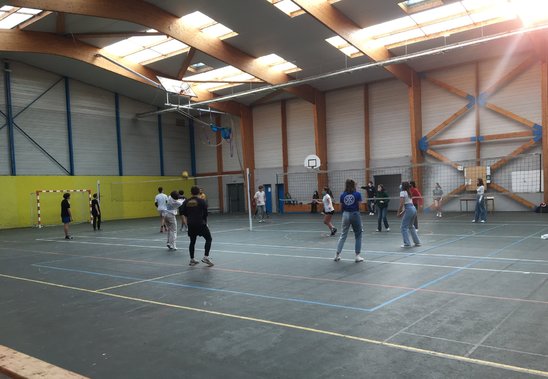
[321,186,337,236]
[397,181,421,248]
[473,178,487,223]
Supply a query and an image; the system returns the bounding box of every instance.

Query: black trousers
[92,214,101,230]
[188,224,212,259]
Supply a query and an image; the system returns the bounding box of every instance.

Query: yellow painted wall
[0,176,194,229]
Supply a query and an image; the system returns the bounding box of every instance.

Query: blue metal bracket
[419,136,429,151]
[477,92,488,107]
[470,136,485,142]
[466,94,476,109]
[533,123,542,142]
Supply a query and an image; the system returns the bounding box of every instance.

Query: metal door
[264,184,273,214]
[227,183,245,213]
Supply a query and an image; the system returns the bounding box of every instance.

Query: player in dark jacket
[180,186,213,267]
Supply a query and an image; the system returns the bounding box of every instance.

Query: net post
[246,168,252,231]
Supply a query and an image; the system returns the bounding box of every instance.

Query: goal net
[31,189,92,228]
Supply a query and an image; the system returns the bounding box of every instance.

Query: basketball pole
[246,168,253,231]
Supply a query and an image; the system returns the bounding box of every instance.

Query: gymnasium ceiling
[0,0,547,114]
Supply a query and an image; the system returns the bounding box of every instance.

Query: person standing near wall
[311,191,320,213]
[375,184,390,232]
[398,181,421,248]
[361,181,376,215]
[91,193,101,231]
[334,179,364,263]
[410,181,423,231]
[155,187,168,233]
[433,183,443,218]
[473,178,487,223]
[322,186,337,236]
[254,185,266,222]
[181,186,214,267]
[61,193,73,240]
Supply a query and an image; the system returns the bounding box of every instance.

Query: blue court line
[31,263,374,312]
[368,227,547,312]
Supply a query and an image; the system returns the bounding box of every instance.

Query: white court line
[85,238,548,263]
[34,238,548,276]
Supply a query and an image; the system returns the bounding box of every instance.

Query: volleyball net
[278,152,544,210]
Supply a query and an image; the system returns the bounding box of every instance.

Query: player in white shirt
[254,185,266,222]
[164,190,184,250]
[322,187,337,236]
[154,187,169,233]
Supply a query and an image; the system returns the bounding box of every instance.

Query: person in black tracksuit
[180,186,214,267]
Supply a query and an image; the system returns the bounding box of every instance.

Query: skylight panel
[325,36,364,58]
[0,5,14,11]
[374,28,425,46]
[410,2,466,24]
[151,39,189,55]
[184,65,260,93]
[269,0,305,17]
[510,0,548,26]
[256,54,302,73]
[357,16,417,39]
[180,11,215,29]
[0,13,33,29]
[19,8,42,15]
[103,35,169,57]
[420,14,473,34]
[124,49,162,64]
[201,23,237,39]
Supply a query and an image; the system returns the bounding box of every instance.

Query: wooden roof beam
[293,0,414,86]
[0,29,242,115]
[7,0,317,104]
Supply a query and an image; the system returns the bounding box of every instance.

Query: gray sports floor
[1,211,547,378]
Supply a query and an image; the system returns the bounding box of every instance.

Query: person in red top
[410,181,423,231]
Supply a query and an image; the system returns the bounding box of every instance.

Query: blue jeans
[377,207,389,230]
[401,204,420,246]
[336,211,362,255]
[474,198,487,222]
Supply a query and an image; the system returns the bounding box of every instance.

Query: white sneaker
[480,220,486,223]
[189,258,199,266]
[355,255,364,263]
[334,254,341,262]
[386,228,390,231]
[472,219,476,222]
[401,244,411,248]
[201,257,214,267]
[414,243,421,247]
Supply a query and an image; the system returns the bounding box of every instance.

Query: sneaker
[189,258,200,266]
[160,229,164,233]
[414,243,421,247]
[480,220,486,223]
[386,228,390,232]
[167,244,173,250]
[64,235,73,240]
[355,255,364,263]
[201,257,214,267]
[415,229,419,232]
[472,219,476,223]
[401,244,411,248]
[330,227,337,236]
[376,229,381,232]
[334,254,341,262]
[369,212,374,216]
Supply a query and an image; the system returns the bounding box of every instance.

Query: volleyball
[181,170,189,178]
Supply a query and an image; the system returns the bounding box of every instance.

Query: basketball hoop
[304,154,321,170]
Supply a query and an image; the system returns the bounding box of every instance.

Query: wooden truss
[419,55,543,209]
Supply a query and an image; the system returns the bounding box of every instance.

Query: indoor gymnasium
[0,0,548,378]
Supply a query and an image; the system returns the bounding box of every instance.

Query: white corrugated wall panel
[162,113,191,176]
[10,63,68,175]
[326,86,365,168]
[221,115,242,172]
[286,99,314,169]
[71,80,118,175]
[370,80,410,164]
[194,120,217,173]
[253,103,282,169]
[119,96,159,175]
